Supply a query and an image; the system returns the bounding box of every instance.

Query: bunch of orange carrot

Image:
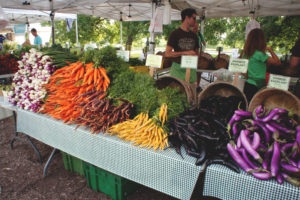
[40,61,110,123]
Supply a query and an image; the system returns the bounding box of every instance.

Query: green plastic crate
[83,162,140,200]
[61,152,84,175]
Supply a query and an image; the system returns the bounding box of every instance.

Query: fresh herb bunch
[108,69,158,116]
[156,87,188,120]
[108,69,189,119]
[129,58,145,66]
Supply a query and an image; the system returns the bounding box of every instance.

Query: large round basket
[198,81,248,109]
[248,88,300,120]
[198,52,213,69]
[155,76,196,106]
[214,54,230,69]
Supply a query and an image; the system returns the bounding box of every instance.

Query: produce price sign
[117,50,130,62]
[228,58,248,73]
[268,74,291,91]
[181,55,198,69]
[145,54,163,68]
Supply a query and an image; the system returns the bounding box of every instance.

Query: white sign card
[268,74,291,91]
[145,54,163,68]
[181,55,198,69]
[231,48,239,58]
[228,58,248,73]
[117,50,130,62]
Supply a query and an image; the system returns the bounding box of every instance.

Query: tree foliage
[42,13,300,54]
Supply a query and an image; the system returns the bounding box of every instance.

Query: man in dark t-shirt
[165,8,199,83]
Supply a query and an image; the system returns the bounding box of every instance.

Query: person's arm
[265,46,281,66]
[165,45,198,58]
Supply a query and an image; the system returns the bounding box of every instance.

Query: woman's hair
[242,28,266,58]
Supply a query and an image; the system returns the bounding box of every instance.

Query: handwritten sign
[146,54,163,68]
[228,58,248,73]
[268,74,291,91]
[181,56,198,69]
[117,50,130,62]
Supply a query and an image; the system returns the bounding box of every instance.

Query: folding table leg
[10,111,42,163]
[43,148,59,177]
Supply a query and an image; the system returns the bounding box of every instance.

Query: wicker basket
[214,54,230,69]
[198,52,213,69]
[248,88,300,120]
[198,81,248,109]
[155,76,196,106]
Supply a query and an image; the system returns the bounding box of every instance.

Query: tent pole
[121,21,123,49]
[50,12,55,45]
[50,0,55,45]
[149,2,155,54]
[75,16,79,46]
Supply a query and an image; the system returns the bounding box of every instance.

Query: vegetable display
[9,48,55,112]
[74,91,134,134]
[0,54,19,74]
[109,104,169,151]
[168,95,245,172]
[227,105,300,186]
[41,61,110,122]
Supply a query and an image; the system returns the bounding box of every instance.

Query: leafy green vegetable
[80,46,129,80]
[108,69,188,119]
[128,58,145,66]
[156,87,188,120]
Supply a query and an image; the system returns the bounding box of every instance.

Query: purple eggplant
[256,121,270,144]
[237,135,242,149]
[271,141,280,177]
[240,130,263,163]
[276,173,284,184]
[298,160,300,168]
[251,132,260,150]
[269,121,295,134]
[296,127,300,148]
[251,172,272,180]
[227,143,252,173]
[260,108,287,123]
[240,148,259,169]
[235,110,252,117]
[282,172,300,187]
[281,162,300,175]
[262,145,273,170]
[228,114,241,130]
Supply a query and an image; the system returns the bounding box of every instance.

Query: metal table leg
[43,148,59,177]
[10,111,42,163]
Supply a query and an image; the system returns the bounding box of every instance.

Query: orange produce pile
[40,61,110,123]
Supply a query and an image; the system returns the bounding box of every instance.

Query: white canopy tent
[1,0,300,21]
[3,8,77,24]
[1,0,299,48]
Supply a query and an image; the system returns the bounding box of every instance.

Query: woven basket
[155,76,196,106]
[198,52,213,69]
[248,88,300,119]
[198,81,248,109]
[214,54,230,69]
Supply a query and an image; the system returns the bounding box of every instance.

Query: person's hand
[202,41,206,47]
[265,46,273,52]
[184,50,198,56]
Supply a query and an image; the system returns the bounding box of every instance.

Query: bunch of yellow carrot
[108,104,169,151]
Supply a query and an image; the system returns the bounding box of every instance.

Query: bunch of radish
[227,105,299,186]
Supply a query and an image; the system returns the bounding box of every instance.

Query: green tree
[120,21,150,51]
[43,14,117,46]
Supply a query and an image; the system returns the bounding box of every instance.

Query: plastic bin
[61,152,84,175]
[83,161,140,200]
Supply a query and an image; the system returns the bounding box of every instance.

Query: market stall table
[1,101,204,200]
[0,97,42,163]
[203,164,300,200]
